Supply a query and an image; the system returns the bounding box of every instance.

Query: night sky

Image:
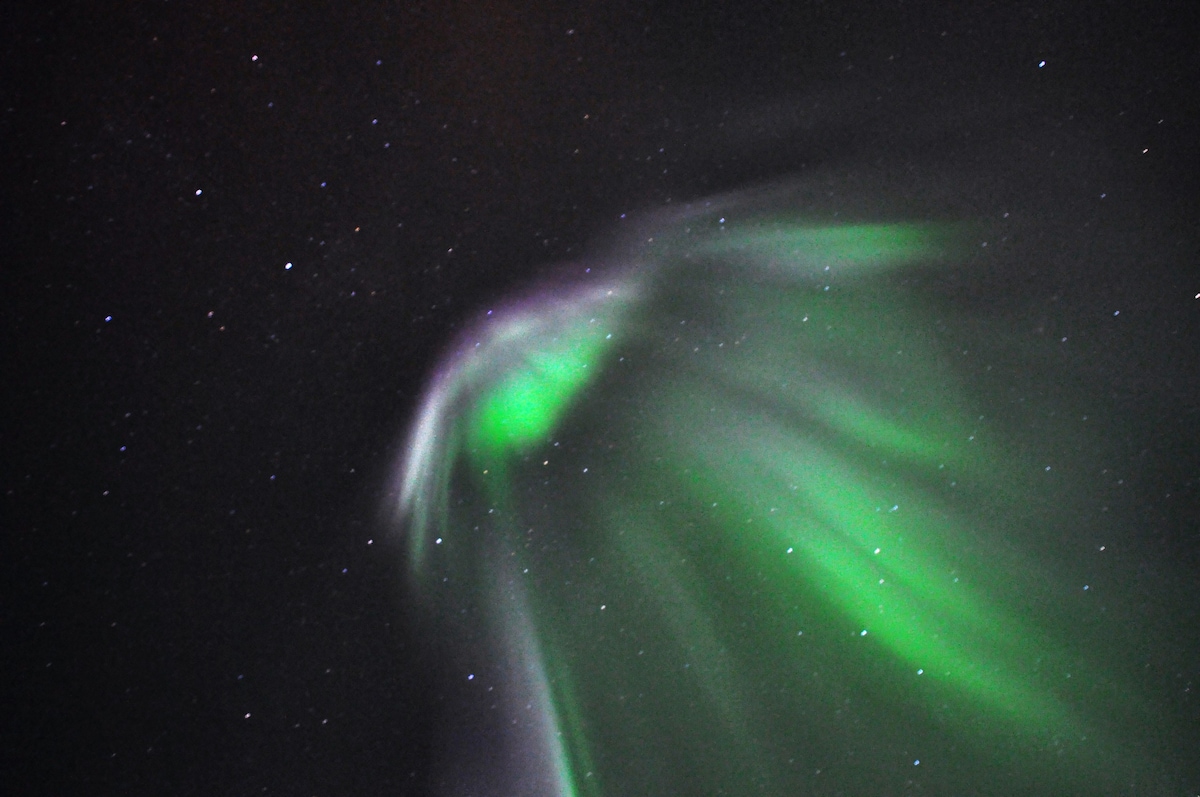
[6,1,1200,794]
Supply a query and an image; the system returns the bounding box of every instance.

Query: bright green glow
[468,329,609,457]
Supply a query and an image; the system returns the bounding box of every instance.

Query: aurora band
[389,184,1177,796]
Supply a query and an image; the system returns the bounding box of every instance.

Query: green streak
[686,418,1072,734]
[698,221,957,271]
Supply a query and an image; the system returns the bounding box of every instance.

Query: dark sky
[5,1,1199,794]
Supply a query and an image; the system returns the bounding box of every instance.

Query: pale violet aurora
[388,183,1182,796]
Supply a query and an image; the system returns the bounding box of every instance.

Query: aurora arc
[390,189,1171,795]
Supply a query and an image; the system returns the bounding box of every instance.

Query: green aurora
[393,196,1189,795]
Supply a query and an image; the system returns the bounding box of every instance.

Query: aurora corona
[389,184,1178,795]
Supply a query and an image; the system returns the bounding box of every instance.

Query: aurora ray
[389,185,1182,796]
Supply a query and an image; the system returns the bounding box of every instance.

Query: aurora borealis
[12,0,1199,791]
[392,189,1189,795]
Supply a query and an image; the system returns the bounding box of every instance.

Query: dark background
[4,1,1198,794]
